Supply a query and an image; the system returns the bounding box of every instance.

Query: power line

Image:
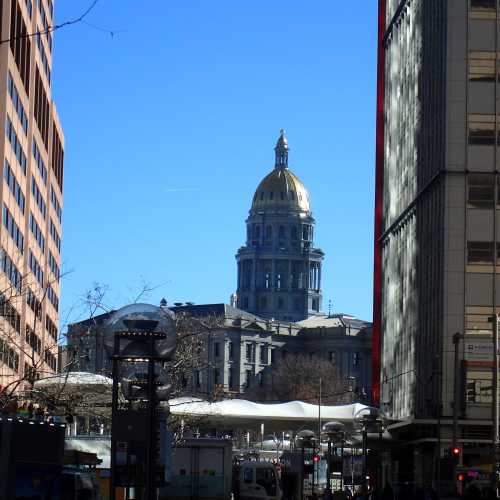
[0,0,105,45]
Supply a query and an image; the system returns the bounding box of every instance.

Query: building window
[277,273,282,290]
[312,298,320,312]
[469,52,495,82]
[28,249,44,286]
[265,272,271,289]
[228,341,234,360]
[466,306,494,335]
[468,174,494,208]
[31,177,47,219]
[29,212,45,252]
[470,0,496,14]
[266,225,272,239]
[469,114,495,145]
[270,349,275,364]
[214,368,220,385]
[7,72,28,134]
[49,218,61,252]
[245,369,252,387]
[229,367,235,389]
[260,345,268,365]
[4,160,25,213]
[279,226,285,239]
[329,351,336,362]
[214,342,220,357]
[467,241,494,265]
[195,370,201,388]
[3,204,24,254]
[33,141,48,184]
[5,116,27,173]
[353,352,361,368]
[246,343,255,363]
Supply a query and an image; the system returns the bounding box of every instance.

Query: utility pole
[492,314,500,496]
[452,332,462,490]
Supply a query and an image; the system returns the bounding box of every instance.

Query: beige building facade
[0,0,64,393]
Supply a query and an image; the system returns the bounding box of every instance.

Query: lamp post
[322,421,346,499]
[106,304,176,500]
[489,313,500,496]
[295,429,316,500]
[354,407,385,499]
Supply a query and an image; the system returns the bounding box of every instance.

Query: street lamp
[354,407,385,498]
[295,429,316,500]
[322,420,346,498]
[105,304,176,500]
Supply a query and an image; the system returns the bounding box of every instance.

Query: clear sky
[53,0,378,328]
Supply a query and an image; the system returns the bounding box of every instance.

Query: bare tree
[246,353,353,405]
[0,255,65,409]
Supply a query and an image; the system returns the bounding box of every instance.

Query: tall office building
[374,0,500,488]
[0,1,64,392]
[235,131,324,322]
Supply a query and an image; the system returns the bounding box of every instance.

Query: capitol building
[67,132,372,401]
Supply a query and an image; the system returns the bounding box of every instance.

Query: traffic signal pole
[493,314,500,496]
[452,332,462,488]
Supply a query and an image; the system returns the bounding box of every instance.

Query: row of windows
[248,224,313,242]
[0,338,19,371]
[26,324,41,354]
[50,185,62,221]
[0,293,22,335]
[467,241,500,265]
[34,67,50,147]
[33,140,48,183]
[25,0,33,18]
[7,72,28,134]
[4,160,25,213]
[1,250,22,292]
[52,127,64,191]
[3,204,24,254]
[27,286,42,320]
[37,0,53,51]
[46,283,58,311]
[29,212,45,252]
[29,249,44,286]
[31,176,46,219]
[470,0,497,19]
[45,314,57,341]
[48,250,59,281]
[10,0,32,94]
[257,189,304,203]
[36,33,51,83]
[5,117,27,174]
[49,218,60,251]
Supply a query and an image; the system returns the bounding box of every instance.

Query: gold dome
[251,168,311,213]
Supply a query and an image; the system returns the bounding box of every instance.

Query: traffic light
[451,447,461,458]
[457,472,465,482]
[313,455,320,463]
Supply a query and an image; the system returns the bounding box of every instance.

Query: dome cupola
[251,130,311,214]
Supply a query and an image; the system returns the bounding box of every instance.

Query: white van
[236,461,282,500]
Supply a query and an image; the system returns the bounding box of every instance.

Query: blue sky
[53,0,378,328]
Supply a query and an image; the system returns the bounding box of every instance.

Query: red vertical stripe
[372,0,386,405]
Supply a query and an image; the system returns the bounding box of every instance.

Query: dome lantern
[274,129,289,170]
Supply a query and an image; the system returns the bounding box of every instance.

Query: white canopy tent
[169,397,369,431]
